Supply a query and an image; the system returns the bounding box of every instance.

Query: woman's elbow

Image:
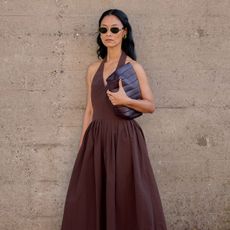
[148,105,155,113]
[148,101,155,113]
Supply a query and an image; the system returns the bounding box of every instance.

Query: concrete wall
[0,1,229,229]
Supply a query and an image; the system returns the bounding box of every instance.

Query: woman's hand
[106,79,130,106]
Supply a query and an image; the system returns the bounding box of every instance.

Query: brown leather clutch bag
[106,62,143,119]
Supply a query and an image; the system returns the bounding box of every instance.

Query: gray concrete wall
[0,1,229,229]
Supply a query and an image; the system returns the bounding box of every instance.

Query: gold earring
[123,34,127,39]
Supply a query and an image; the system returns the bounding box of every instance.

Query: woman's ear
[123,28,128,39]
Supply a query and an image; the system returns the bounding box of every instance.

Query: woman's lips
[105,39,113,42]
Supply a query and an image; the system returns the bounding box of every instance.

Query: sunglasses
[98,27,124,34]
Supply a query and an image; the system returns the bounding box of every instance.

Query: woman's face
[99,15,127,49]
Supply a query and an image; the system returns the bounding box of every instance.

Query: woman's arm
[78,64,94,147]
[106,61,155,113]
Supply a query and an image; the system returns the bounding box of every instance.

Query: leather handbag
[106,62,143,119]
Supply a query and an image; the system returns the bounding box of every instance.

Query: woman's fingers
[106,90,113,98]
[106,86,127,106]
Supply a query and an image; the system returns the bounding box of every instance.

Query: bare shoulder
[126,57,147,81]
[88,60,102,71]
[86,60,102,82]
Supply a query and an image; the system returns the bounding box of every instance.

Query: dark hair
[96,9,137,60]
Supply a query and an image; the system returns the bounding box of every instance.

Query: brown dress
[61,51,167,230]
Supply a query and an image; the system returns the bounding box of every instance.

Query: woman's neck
[106,48,122,62]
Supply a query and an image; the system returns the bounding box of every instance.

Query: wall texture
[0,1,229,229]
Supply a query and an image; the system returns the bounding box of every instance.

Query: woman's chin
[103,42,120,49]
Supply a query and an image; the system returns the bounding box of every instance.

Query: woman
[61,9,167,230]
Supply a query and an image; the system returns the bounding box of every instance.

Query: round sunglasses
[98,27,124,34]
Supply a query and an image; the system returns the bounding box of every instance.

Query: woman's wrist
[125,97,135,107]
[124,97,155,113]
